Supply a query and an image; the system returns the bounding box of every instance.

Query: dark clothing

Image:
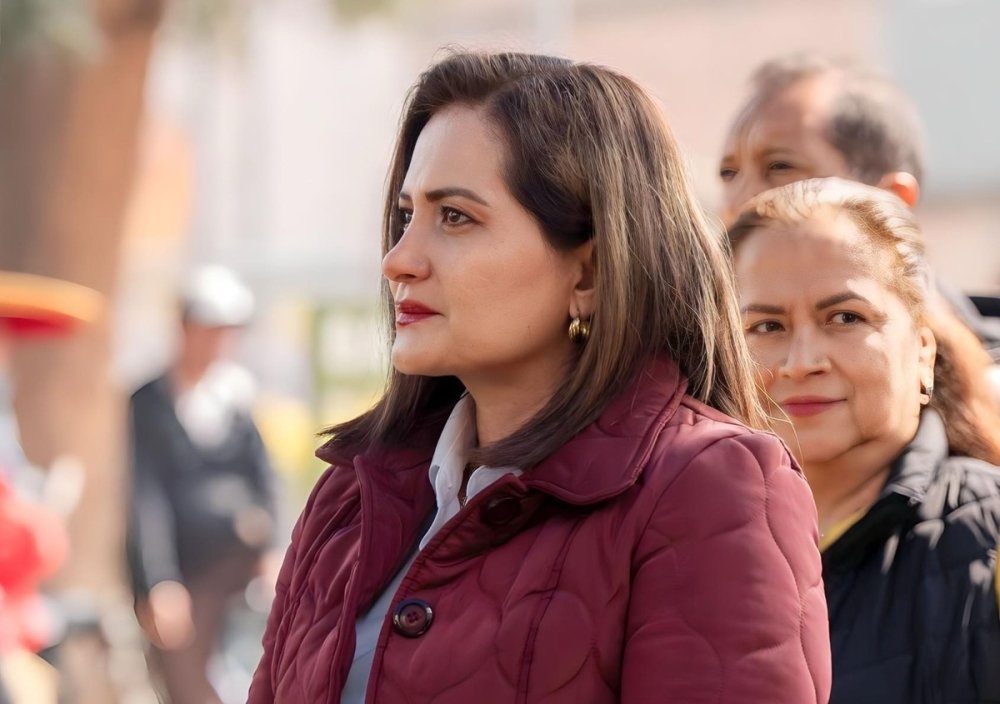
[939,283,1000,362]
[145,551,258,704]
[824,410,1000,704]
[249,358,831,704]
[127,372,278,703]
[126,373,277,596]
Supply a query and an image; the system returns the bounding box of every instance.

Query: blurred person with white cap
[126,265,280,704]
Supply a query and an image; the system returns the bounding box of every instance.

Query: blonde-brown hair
[326,50,767,467]
[729,178,1000,464]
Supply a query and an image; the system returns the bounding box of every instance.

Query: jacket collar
[520,357,687,504]
[880,408,947,504]
[315,357,688,506]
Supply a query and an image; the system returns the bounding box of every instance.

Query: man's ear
[570,240,596,319]
[878,171,920,207]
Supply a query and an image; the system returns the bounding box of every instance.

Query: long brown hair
[327,50,766,467]
[728,177,1000,464]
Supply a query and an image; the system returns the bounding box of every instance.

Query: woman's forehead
[735,213,900,295]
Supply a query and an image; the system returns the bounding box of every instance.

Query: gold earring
[568,317,591,343]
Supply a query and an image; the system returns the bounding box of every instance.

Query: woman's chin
[798,443,851,467]
[391,349,443,377]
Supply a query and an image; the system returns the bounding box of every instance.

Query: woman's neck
[802,448,894,536]
[462,359,568,447]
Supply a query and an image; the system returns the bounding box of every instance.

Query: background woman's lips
[781,398,843,417]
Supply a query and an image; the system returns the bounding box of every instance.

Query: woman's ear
[917,325,937,391]
[878,172,920,207]
[570,240,596,319]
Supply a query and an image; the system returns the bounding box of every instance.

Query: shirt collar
[422,394,520,549]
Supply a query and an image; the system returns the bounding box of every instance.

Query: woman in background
[730,177,1000,704]
[250,51,831,704]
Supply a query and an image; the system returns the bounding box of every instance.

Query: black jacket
[126,372,278,596]
[824,410,1000,704]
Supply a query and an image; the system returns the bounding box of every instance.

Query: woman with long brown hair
[729,177,1000,704]
[249,51,831,704]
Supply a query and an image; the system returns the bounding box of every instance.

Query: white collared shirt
[421,394,521,548]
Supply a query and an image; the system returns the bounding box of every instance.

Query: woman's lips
[780,397,844,418]
[394,301,439,326]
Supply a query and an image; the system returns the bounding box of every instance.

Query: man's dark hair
[750,54,925,185]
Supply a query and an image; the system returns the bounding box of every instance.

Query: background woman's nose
[779,329,831,379]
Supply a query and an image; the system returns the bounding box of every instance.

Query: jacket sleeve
[126,396,183,597]
[620,431,831,704]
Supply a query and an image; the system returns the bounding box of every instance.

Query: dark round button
[481,495,522,526]
[392,598,433,638]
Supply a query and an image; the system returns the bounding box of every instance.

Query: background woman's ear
[878,172,920,207]
[918,325,937,388]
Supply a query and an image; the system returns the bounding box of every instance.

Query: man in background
[127,265,280,704]
[717,53,1000,360]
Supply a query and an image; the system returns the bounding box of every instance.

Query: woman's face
[733,211,935,468]
[383,105,592,388]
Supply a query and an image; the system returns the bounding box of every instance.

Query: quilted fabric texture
[249,359,831,703]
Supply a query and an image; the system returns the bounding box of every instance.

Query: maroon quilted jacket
[249,359,831,703]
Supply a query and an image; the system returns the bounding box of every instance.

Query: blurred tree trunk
[0,0,166,701]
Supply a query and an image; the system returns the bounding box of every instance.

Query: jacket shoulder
[627,396,830,702]
[937,454,1000,504]
[921,455,1000,559]
[642,394,800,492]
[641,394,814,554]
[294,462,362,538]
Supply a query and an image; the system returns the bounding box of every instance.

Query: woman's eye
[830,311,863,325]
[768,161,793,172]
[719,167,738,182]
[442,207,471,226]
[399,209,413,228]
[748,320,783,334]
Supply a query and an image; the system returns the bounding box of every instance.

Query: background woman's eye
[767,161,793,172]
[831,312,862,324]
[719,167,738,182]
[749,320,783,334]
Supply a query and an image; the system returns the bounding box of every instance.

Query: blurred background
[0,0,997,701]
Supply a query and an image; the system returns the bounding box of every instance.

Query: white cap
[180,265,255,327]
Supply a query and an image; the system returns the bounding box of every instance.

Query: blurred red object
[0,272,103,338]
[0,478,69,652]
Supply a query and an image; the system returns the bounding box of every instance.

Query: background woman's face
[733,211,934,467]
[382,105,587,389]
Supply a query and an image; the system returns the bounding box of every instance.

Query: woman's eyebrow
[741,303,785,315]
[815,292,872,310]
[398,187,490,207]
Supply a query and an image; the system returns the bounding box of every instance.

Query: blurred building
[117,0,1000,488]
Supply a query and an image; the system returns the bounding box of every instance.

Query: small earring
[568,317,591,343]
[919,382,934,405]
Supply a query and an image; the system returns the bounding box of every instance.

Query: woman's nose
[382,225,431,284]
[722,173,765,227]
[778,329,831,380]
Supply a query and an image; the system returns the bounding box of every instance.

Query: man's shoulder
[130,374,170,407]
